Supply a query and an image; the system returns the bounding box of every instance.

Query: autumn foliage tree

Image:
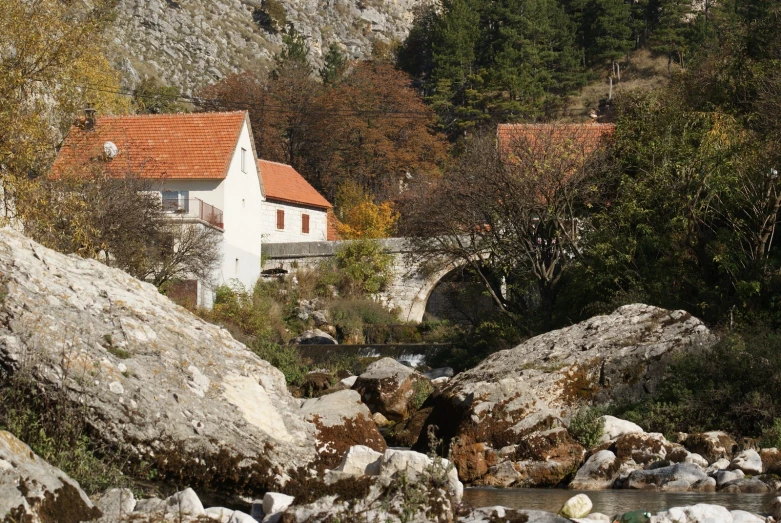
[0,0,128,221]
[198,50,447,205]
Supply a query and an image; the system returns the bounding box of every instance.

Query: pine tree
[647,0,693,70]
[585,0,633,68]
[485,0,586,118]
[320,43,347,85]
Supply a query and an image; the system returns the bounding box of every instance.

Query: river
[463,488,776,516]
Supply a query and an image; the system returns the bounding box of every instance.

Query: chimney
[84,104,96,130]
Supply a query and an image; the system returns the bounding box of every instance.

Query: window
[241,148,247,173]
[235,258,240,275]
[301,213,310,234]
[276,209,285,230]
[161,190,189,213]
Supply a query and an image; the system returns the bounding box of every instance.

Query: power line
[71,78,594,122]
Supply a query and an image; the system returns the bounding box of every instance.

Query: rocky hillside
[111,0,420,93]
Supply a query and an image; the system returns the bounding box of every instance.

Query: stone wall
[261,239,461,322]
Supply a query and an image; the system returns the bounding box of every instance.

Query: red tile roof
[258,159,332,210]
[51,112,249,179]
[497,122,615,160]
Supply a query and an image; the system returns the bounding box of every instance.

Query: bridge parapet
[261,238,460,323]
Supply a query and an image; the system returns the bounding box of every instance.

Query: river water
[463,488,776,516]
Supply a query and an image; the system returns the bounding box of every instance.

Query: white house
[257,159,334,243]
[51,111,264,308]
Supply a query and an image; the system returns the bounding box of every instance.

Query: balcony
[162,197,224,230]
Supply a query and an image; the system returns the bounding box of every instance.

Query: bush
[251,340,308,386]
[569,407,606,449]
[0,370,139,494]
[611,331,781,439]
[411,379,434,411]
[334,239,394,296]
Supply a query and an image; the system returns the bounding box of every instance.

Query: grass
[564,48,677,119]
[0,368,142,495]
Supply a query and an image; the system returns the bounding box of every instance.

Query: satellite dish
[103,141,118,159]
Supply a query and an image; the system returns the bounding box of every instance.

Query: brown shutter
[276,209,285,229]
[302,213,310,234]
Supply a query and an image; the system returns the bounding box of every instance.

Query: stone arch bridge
[261,238,472,323]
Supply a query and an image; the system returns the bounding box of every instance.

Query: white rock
[730,449,763,475]
[229,511,258,523]
[432,376,450,385]
[714,468,744,487]
[335,445,382,476]
[262,492,295,522]
[570,450,620,490]
[380,449,463,503]
[730,510,764,522]
[558,494,592,518]
[598,416,644,444]
[684,452,709,468]
[205,507,234,523]
[165,488,204,516]
[340,375,358,388]
[657,504,733,523]
[96,488,136,521]
[706,458,731,474]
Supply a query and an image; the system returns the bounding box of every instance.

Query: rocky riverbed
[1,227,779,523]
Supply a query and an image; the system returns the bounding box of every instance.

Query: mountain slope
[111,0,419,93]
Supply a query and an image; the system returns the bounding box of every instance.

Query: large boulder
[729,449,762,475]
[625,463,707,490]
[682,432,738,464]
[569,450,621,490]
[300,390,386,469]
[0,430,101,523]
[353,357,429,421]
[599,416,644,444]
[293,329,337,345]
[413,305,714,485]
[0,229,324,497]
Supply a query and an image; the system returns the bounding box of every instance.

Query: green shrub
[569,407,606,449]
[761,418,781,449]
[411,379,434,411]
[251,340,309,385]
[334,239,394,296]
[611,331,781,439]
[0,371,138,494]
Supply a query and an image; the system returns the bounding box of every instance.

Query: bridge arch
[261,239,493,324]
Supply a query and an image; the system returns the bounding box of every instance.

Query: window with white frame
[161,190,189,213]
[241,148,247,173]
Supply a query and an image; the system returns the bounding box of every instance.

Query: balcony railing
[162,197,224,230]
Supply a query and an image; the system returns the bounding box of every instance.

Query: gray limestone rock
[730,449,763,475]
[294,328,338,345]
[353,357,428,421]
[0,228,320,497]
[625,463,707,490]
[0,430,101,523]
[95,488,136,521]
[569,450,621,490]
[415,305,715,485]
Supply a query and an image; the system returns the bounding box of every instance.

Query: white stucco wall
[220,120,264,292]
[261,200,328,243]
[156,119,264,303]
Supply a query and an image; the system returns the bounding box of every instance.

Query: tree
[320,43,348,85]
[336,182,399,239]
[308,61,447,200]
[0,0,128,221]
[18,162,221,290]
[402,126,610,327]
[132,78,189,114]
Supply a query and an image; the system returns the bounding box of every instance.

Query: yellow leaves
[0,0,127,183]
[336,183,399,239]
